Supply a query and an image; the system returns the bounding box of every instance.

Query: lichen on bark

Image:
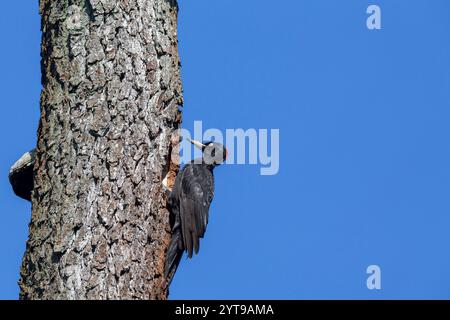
[19,0,183,300]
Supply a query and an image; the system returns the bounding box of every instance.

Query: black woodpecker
[164,139,227,284]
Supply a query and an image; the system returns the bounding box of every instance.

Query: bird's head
[188,138,228,166]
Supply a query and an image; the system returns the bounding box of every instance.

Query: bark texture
[19,0,183,300]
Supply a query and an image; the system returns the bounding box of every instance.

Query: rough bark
[19,0,183,300]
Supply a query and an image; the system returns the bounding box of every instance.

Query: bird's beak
[187,138,206,150]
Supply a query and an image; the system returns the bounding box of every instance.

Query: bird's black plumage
[164,141,227,284]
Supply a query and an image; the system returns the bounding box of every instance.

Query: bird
[164,138,227,285]
[9,149,36,202]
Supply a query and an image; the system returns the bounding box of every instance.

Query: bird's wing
[179,165,212,258]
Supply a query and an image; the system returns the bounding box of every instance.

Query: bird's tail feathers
[164,229,184,287]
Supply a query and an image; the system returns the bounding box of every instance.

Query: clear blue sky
[1,0,450,299]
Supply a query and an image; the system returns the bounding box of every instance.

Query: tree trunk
[19,0,183,300]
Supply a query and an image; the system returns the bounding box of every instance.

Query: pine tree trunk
[19,0,183,300]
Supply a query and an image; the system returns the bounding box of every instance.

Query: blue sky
[1,0,450,299]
